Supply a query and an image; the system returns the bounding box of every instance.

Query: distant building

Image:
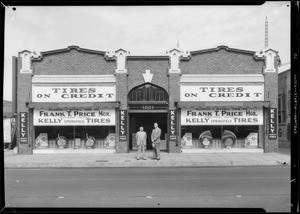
[3,100,16,149]
[278,63,291,148]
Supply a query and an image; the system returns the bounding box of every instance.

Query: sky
[3,2,291,101]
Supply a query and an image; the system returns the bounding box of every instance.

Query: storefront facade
[13,45,280,154]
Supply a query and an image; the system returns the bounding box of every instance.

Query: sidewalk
[4,149,290,168]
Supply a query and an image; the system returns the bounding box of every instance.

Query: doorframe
[128,111,169,152]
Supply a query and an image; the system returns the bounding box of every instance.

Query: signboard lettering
[268,108,277,139]
[181,109,263,125]
[128,103,168,110]
[34,109,115,126]
[180,84,264,101]
[169,110,177,141]
[32,85,116,102]
[20,112,28,143]
[119,110,127,141]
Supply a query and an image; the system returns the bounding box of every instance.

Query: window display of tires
[56,133,68,149]
[199,130,213,148]
[85,133,95,149]
[221,130,237,148]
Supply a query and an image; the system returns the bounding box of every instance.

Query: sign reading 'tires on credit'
[32,85,116,102]
[180,84,264,101]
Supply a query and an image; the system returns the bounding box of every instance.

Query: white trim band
[32,75,116,84]
[180,74,265,83]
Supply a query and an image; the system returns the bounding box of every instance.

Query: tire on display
[223,137,235,148]
[56,136,68,149]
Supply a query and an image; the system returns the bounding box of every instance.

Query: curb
[4,161,289,168]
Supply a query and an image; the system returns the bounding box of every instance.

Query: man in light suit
[136,126,147,160]
[151,123,161,160]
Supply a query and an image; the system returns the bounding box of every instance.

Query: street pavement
[3,148,290,168]
[4,166,290,212]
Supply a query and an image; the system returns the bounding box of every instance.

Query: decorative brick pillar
[168,74,181,153]
[110,49,130,153]
[167,48,190,153]
[16,50,38,154]
[263,49,279,153]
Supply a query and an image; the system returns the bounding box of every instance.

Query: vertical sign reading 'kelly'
[169,110,177,141]
[119,110,127,141]
[268,108,277,139]
[20,112,28,144]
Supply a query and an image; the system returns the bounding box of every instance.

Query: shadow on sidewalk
[278,147,290,156]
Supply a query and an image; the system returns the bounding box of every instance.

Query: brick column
[16,56,32,155]
[264,72,279,152]
[115,73,128,153]
[168,73,181,153]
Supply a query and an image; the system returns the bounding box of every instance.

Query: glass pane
[282,94,286,110]
[278,97,281,111]
[128,84,168,102]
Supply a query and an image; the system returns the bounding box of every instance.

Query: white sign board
[3,118,11,143]
[181,109,263,125]
[180,84,264,101]
[32,85,116,102]
[34,109,115,126]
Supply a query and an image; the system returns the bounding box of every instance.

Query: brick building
[278,65,291,148]
[13,45,280,154]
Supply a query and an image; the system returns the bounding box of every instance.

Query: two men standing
[136,123,161,161]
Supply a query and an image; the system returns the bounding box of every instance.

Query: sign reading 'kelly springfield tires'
[181,109,263,125]
[33,109,115,126]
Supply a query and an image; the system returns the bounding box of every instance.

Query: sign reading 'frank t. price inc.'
[33,109,115,126]
[181,109,263,125]
[32,85,116,102]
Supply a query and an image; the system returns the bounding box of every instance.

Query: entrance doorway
[129,113,168,151]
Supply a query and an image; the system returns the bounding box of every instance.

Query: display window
[34,126,115,149]
[181,125,260,149]
[33,108,116,150]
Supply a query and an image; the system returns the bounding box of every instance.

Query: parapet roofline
[127,55,169,59]
[32,45,107,61]
[28,45,269,60]
[190,45,265,61]
[191,45,255,55]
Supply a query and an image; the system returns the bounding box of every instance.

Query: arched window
[128,84,168,102]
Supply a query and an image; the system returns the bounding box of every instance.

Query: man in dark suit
[151,123,161,160]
